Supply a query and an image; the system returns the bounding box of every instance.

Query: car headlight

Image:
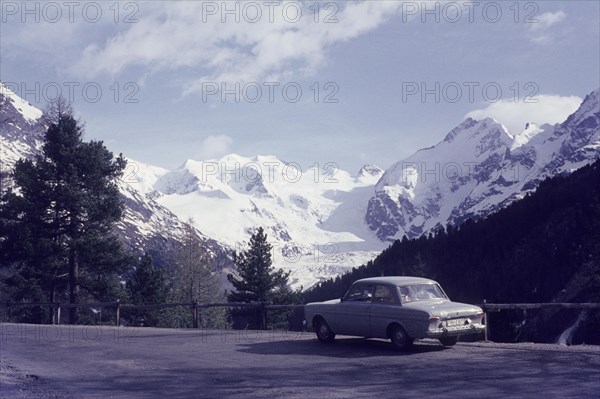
[428,316,442,331]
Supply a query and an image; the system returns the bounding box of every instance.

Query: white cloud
[197,135,233,160]
[530,11,567,31]
[528,11,567,44]
[69,1,405,93]
[465,94,582,134]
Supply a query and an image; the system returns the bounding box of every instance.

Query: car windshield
[398,284,447,303]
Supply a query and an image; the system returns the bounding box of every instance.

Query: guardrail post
[192,301,199,329]
[115,301,121,327]
[56,304,61,325]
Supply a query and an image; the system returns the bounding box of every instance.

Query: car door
[335,283,373,337]
[369,284,402,338]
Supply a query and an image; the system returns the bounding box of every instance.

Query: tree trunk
[69,248,79,324]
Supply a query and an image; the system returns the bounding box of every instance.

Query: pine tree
[126,254,168,326]
[0,110,130,324]
[227,227,295,328]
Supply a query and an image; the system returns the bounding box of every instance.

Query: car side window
[373,284,395,304]
[344,284,374,302]
[399,286,412,303]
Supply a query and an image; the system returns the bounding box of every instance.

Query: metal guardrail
[480,301,600,342]
[7,301,598,338]
[481,302,600,311]
[5,301,305,329]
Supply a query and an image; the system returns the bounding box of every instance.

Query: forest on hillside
[304,160,600,344]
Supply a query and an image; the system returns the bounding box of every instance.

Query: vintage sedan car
[304,276,485,349]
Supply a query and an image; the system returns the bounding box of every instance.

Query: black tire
[439,336,458,346]
[315,318,335,343]
[390,325,413,351]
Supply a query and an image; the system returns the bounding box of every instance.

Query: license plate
[446,318,468,327]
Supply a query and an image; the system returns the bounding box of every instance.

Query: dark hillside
[305,160,600,344]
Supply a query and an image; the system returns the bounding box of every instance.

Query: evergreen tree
[0,110,129,324]
[227,227,295,328]
[126,254,168,326]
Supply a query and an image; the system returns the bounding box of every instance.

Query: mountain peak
[564,88,600,127]
[203,153,284,167]
[217,153,250,164]
[443,117,510,143]
[357,164,383,178]
[367,88,600,242]
[356,164,383,184]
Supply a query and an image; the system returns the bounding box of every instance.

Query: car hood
[402,300,482,317]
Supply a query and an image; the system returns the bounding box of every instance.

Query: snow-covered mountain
[0,82,225,267]
[366,89,600,241]
[2,81,598,289]
[125,154,386,288]
[0,84,45,189]
[0,83,386,288]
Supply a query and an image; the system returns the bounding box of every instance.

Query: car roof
[354,276,438,286]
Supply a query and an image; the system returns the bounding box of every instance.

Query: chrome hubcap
[319,325,328,336]
[395,330,404,343]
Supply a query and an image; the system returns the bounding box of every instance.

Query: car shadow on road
[237,337,447,358]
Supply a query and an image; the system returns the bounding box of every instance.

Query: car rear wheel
[439,336,458,346]
[315,319,335,343]
[390,325,413,351]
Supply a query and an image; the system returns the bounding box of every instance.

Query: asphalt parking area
[1,323,599,399]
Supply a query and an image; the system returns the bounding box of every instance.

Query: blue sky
[1,1,599,172]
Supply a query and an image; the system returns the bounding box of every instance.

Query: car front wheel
[315,319,335,343]
[439,336,458,346]
[390,325,413,351]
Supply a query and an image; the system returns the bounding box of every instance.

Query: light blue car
[305,276,485,350]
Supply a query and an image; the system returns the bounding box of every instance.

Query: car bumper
[426,324,485,338]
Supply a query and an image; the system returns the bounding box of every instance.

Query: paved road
[1,323,599,399]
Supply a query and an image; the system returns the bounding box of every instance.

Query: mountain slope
[307,159,600,344]
[0,82,225,267]
[147,155,386,288]
[0,84,45,190]
[366,89,600,241]
[0,83,386,289]
[3,82,599,290]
